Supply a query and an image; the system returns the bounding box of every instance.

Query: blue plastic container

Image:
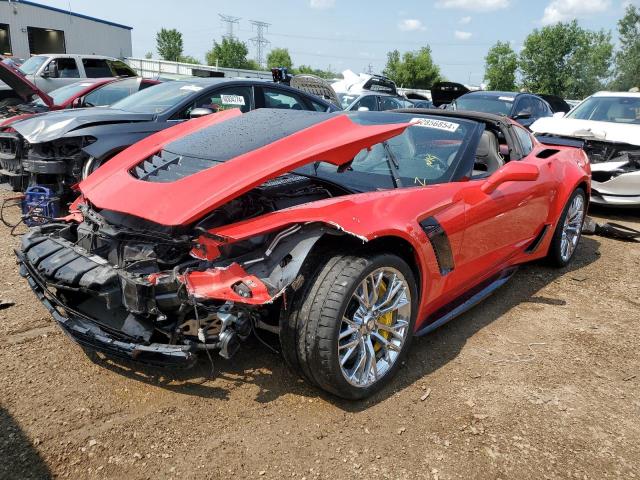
[21,186,59,226]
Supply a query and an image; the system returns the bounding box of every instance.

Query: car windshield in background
[337,93,358,109]
[18,55,47,75]
[567,96,640,124]
[110,81,201,114]
[32,81,97,106]
[83,78,142,106]
[297,115,475,192]
[454,96,514,116]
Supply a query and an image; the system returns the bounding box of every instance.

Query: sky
[28,0,638,84]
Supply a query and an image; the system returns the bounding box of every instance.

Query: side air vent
[536,149,560,159]
[131,150,219,183]
[419,217,455,276]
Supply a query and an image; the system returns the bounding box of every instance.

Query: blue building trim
[2,0,133,31]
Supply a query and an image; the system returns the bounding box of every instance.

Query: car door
[455,126,552,287]
[34,57,81,92]
[170,85,254,121]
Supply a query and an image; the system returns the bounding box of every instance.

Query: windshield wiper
[382,142,403,188]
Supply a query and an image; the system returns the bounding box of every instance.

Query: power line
[219,14,241,41]
[249,20,271,68]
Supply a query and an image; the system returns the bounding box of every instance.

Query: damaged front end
[21,136,95,196]
[16,180,341,367]
[585,141,640,206]
[0,129,27,191]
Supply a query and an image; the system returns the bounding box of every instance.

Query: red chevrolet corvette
[17,108,590,399]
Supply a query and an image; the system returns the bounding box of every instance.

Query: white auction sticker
[411,118,460,133]
[180,85,203,92]
[498,96,515,102]
[220,94,246,106]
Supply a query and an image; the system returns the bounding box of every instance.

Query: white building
[0,0,132,60]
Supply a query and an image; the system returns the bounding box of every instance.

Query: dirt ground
[0,188,639,480]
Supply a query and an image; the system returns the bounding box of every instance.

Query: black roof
[462,91,522,98]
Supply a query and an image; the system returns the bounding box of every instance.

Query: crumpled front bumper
[16,249,197,368]
[591,171,640,207]
[0,131,27,188]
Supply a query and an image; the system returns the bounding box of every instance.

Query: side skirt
[415,267,518,337]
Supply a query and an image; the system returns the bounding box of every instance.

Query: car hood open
[0,62,54,108]
[11,108,156,143]
[531,117,640,146]
[79,109,413,227]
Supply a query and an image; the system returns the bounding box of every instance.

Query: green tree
[484,41,518,91]
[383,47,441,89]
[156,28,183,62]
[144,52,153,60]
[294,64,338,79]
[519,21,613,98]
[179,55,201,65]
[267,48,293,69]
[206,38,255,69]
[613,4,640,91]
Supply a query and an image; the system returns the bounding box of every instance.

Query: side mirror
[513,111,532,120]
[357,106,370,112]
[189,107,214,119]
[553,111,565,119]
[481,162,539,194]
[41,63,58,78]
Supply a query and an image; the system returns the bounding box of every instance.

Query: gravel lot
[0,188,639,480]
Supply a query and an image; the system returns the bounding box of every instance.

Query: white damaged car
[531,91,640,207]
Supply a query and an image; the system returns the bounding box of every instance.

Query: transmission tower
[219,14,241,41]
[250,20,271,68]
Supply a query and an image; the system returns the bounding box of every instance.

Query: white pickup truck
[0,54,137,105]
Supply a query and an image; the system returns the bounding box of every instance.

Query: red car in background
[17,108,590,399]
[0,61,159,126]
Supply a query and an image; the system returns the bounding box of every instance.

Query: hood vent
[131,150,220,183]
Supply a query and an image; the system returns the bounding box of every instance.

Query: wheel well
[310,232,422,297]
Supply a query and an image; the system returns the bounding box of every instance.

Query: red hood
[0,113,35,128]
[0,63,54,107]
[80,109,412,226]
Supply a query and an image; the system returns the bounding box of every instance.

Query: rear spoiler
[535,135,585,149]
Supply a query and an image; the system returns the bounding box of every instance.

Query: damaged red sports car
[16,108,591,399]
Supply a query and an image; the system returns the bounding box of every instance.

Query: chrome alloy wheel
[338,268,412,388]
[560,193,585,262]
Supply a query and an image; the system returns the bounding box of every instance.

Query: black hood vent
[131,150,220,183]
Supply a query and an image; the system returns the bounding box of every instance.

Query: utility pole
[219,14,241,41]
[367,63,374,75]
[250,20,271,68]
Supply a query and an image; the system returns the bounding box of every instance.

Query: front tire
[281,253,418,399]
[547,188,586,267]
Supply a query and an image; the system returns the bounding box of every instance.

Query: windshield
[83,78,142,106]
[297,115,477,192]
[32,81,96,106]
[19,56,48,75]
[454,95,514,116]
[110,81,202,114]
[567,96,640,124]
[337,93,359,109]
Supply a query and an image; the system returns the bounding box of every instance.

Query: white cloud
[454,30,473,40]
[309,0,335,9]
[398,19,427,31]
[436,0,510,10]
[541,0,611,25]
[459,16,473,24]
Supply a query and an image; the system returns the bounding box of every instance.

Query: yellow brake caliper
[375,281,393,352]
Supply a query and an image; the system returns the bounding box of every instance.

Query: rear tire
[547,188,586,267]
[280,253,418,399]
